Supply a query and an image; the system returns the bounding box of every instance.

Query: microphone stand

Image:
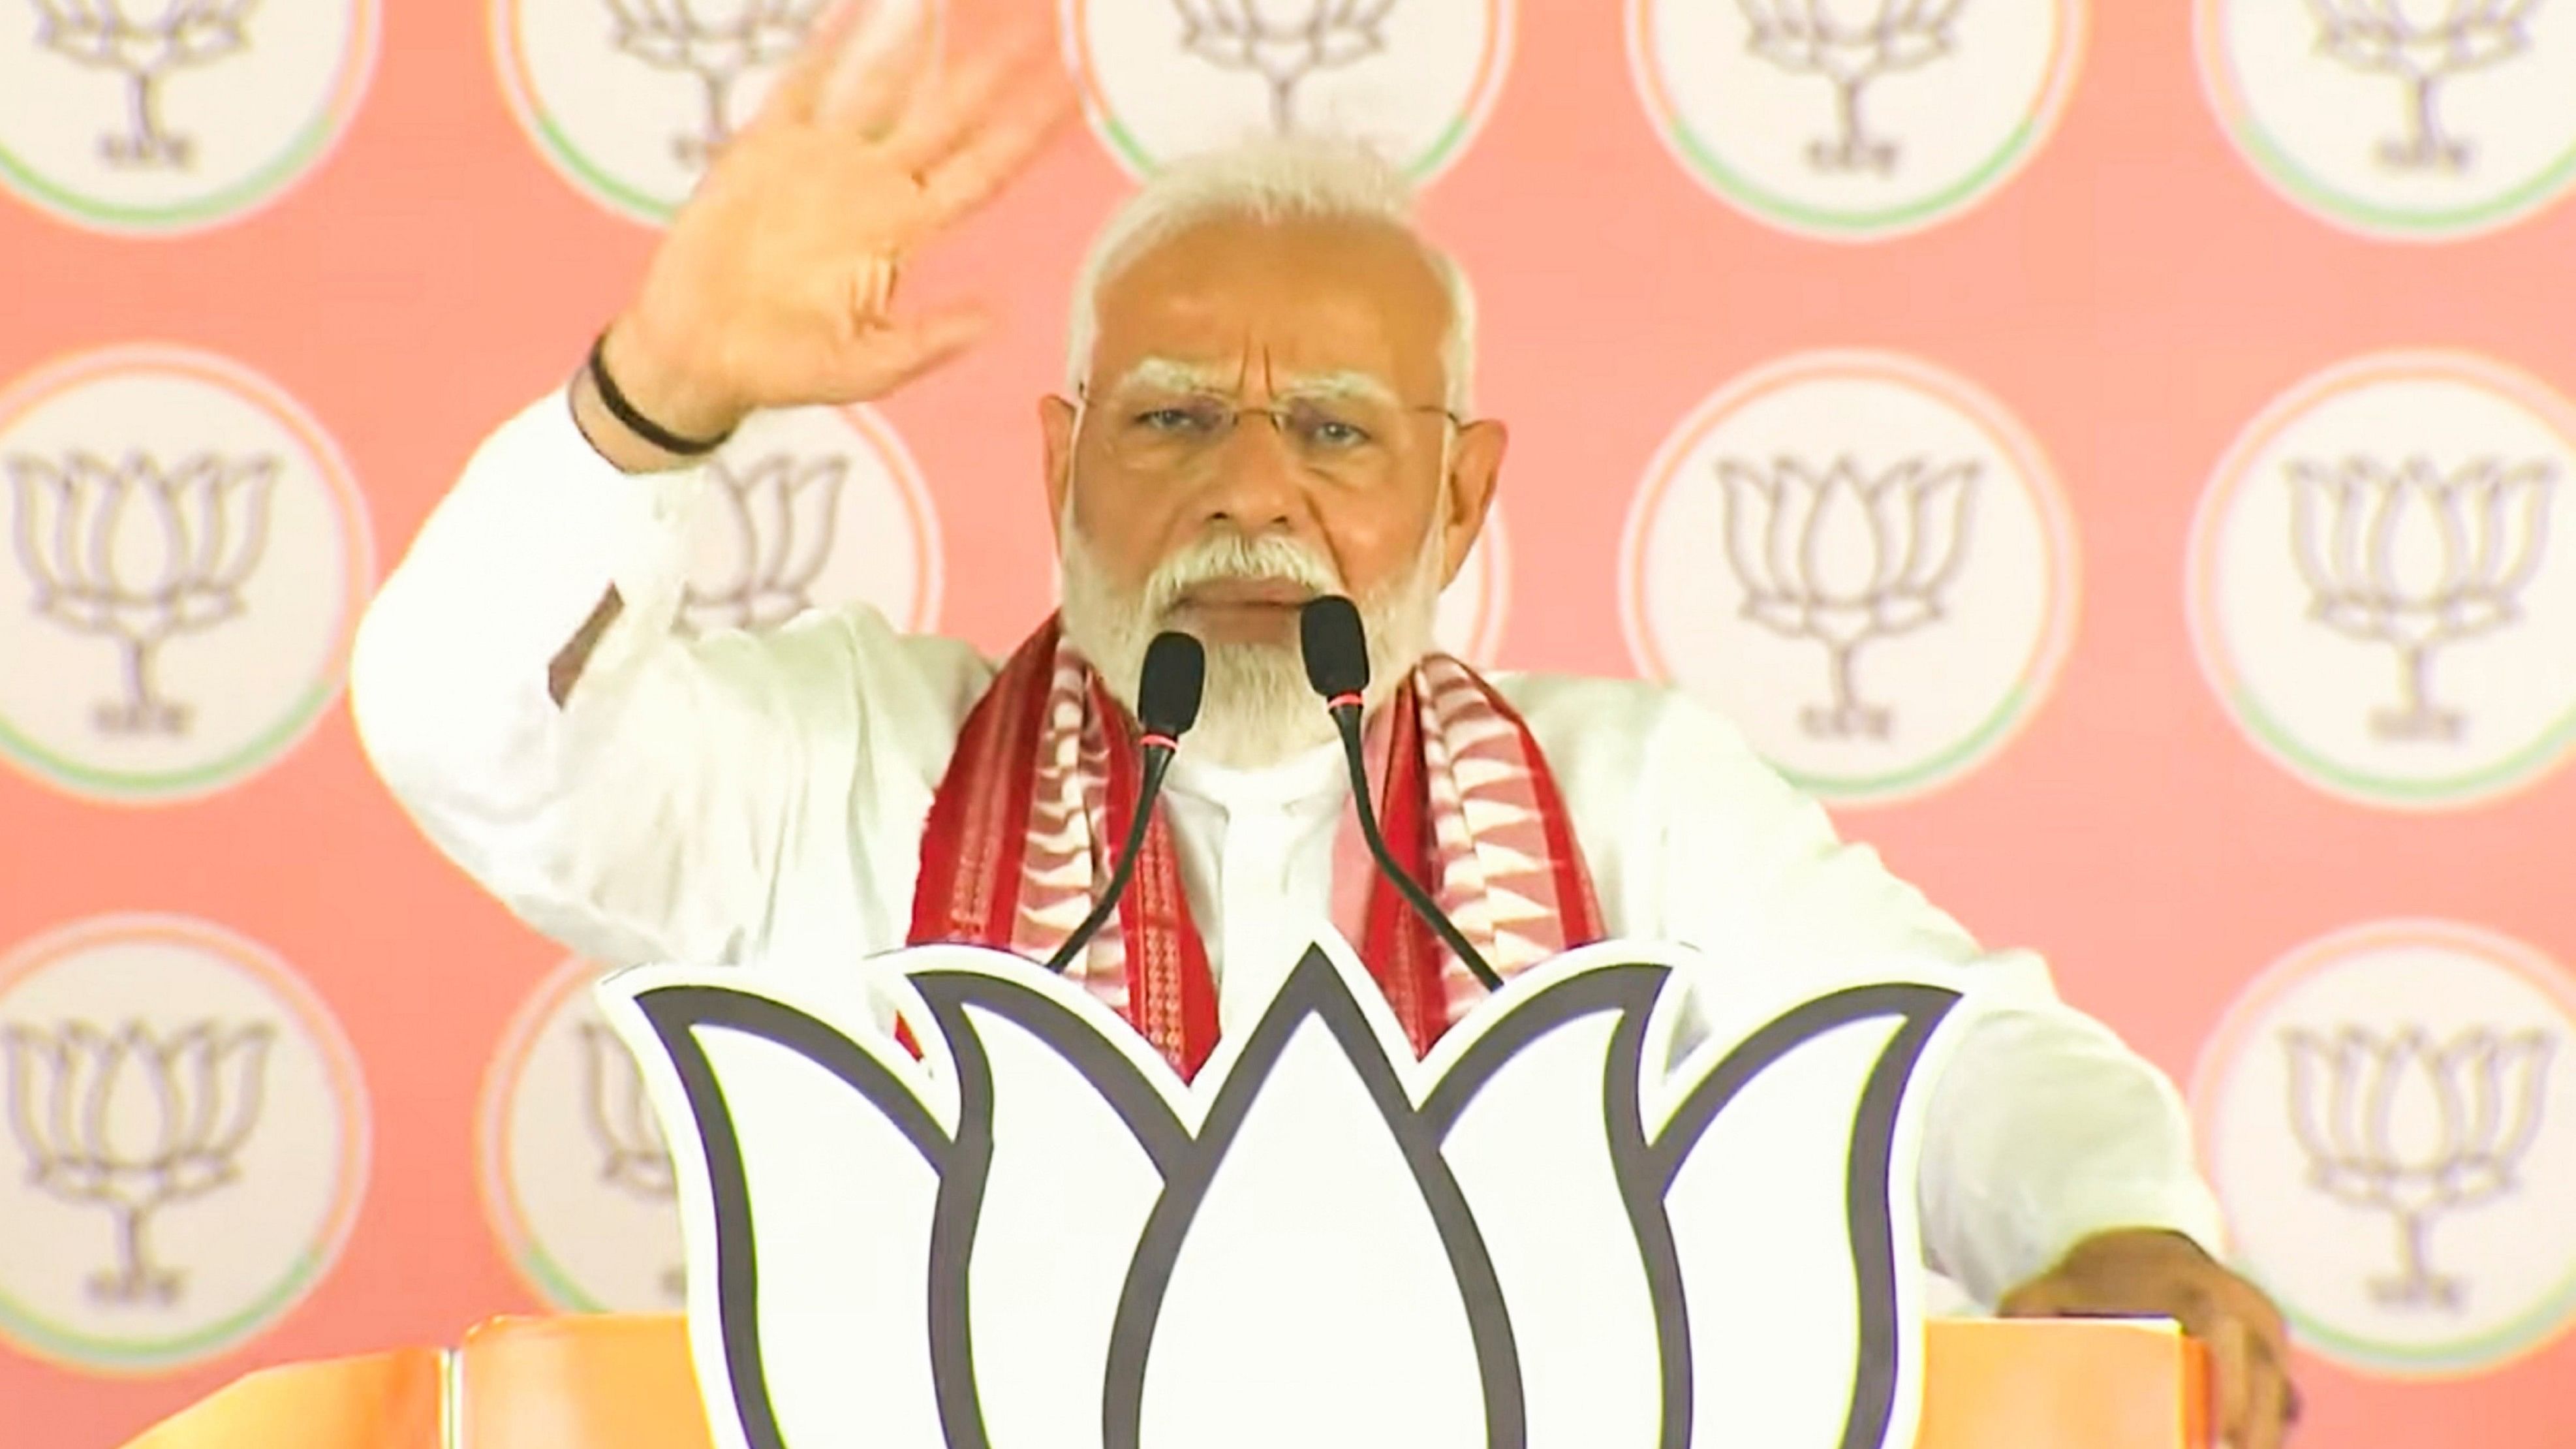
[1324,701,1506,994]
[1299,595,1504,995]
[1044,630,1203,975]
[1045,743,1176,975]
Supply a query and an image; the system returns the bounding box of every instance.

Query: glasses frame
[1070,383,1468,450]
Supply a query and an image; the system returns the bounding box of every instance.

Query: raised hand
[589,1,1068,460]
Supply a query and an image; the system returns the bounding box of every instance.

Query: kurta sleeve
[347,388,991,972]
[1628,694,2227,1307]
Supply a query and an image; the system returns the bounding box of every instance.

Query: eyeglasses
[1075,384,1463,484]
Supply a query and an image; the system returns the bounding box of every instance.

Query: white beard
[1058,508,1446,771]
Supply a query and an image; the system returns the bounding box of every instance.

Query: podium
[119,1311,2210,1448]
[117,938,2218,1447]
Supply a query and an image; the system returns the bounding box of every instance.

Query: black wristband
[586,331,734,457]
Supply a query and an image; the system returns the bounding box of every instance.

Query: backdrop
[2,1,2571,1444]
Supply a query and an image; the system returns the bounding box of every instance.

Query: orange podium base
[122,1313,2209,1448]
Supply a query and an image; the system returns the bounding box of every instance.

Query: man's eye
[1135,407,1210,433]
[1305,418,1369,448]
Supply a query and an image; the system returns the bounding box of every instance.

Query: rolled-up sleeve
[348,388,985,972]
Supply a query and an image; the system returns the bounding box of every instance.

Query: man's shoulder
[1480,667,1759,777]
[1485,668,1720,738]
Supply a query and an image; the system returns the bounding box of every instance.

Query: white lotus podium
[594,933,1978,1449]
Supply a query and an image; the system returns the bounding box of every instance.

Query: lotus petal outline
[600,936,1969,1449]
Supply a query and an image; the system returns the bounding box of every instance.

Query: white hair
[1063,134,1478,414]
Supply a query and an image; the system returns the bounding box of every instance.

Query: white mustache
[1143,533,1344,619]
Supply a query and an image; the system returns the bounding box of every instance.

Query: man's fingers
[916,82,1071,223]
[841,304,996,394]
[882,25,1059,172]
[2240,1341,2292,1449]
[2206,1318,2250,1444]
[750,0,877,129]
[1993,1279,2072,1318]
[815,0,937,136]
[2218,1317,2295,1449]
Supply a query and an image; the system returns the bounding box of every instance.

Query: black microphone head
[1299,595,1369,703]
[1137,631,1205,740]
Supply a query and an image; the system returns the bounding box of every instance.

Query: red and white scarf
[908,616,1606,1079]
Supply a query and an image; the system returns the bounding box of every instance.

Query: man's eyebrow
[1275,369,1400,405]
[1112,356,1235,393]
[1105,359,1400,404]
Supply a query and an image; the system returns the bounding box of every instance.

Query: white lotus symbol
[602,939,1968,1448]
[680,452,847,634]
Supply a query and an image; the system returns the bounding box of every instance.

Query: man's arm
[347,382,978,969]
[349,12,1066,967]
[536,340,721,706]
[1613,694,2223,1299]
[1615,691,2295,1446]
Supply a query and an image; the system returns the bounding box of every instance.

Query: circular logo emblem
[494,0,927,224]
[2189,351,2575,808]
[2194,919,2576,1377]
[675,403,942,637]
[480,956,685,1313]
[1621,351,2077,802]
[1626,0,2085,240]
[0,345,375,805]
[1433,500,1508,666]
[2198,0,2576,241]
[0,0,377,235]
[1063,0,1513,182]
[0,914,367,1373]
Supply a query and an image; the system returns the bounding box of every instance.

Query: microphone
[1045,631,1205,974]
[1297,597,1503,993]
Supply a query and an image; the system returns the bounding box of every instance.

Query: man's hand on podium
[2000,1228,2294,1449]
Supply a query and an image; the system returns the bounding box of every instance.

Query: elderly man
[349,10,2293,1446]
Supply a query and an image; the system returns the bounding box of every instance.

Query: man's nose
[1196,411,1306,531]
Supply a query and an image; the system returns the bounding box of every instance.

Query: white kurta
[347,388,2228,1309]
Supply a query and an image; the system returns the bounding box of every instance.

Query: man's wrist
[566,332,743,476]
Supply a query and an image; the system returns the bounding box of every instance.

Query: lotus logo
[0,914,366,1372]
[662,407,937,643]
[1065,0,1509,184]
[603,939,1968,1447]
[1624,352,2075,802]
[29,0,260,168]
[1720,456,1976,740]
[576,1019,685,1300]
[1631,0,2080,239]
[1737,0,1968,174]
[2195,919,2576,1375]
[493,0,853,223]
[2190,352,2576,806]
[2289,456,2553,742]
[2,1018,273,1305]
[605,0,830,167]
[1171,0,1397,134]
[7,449,277,736]
[2306,0,2542,172]
[2284,1023,2551,1311]
[480,956,700,1315]
[681,452,848,634]
[2199,0,2576,239]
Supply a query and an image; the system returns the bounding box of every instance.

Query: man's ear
[1439,418,1506,586]
[1039,394,1079,542]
